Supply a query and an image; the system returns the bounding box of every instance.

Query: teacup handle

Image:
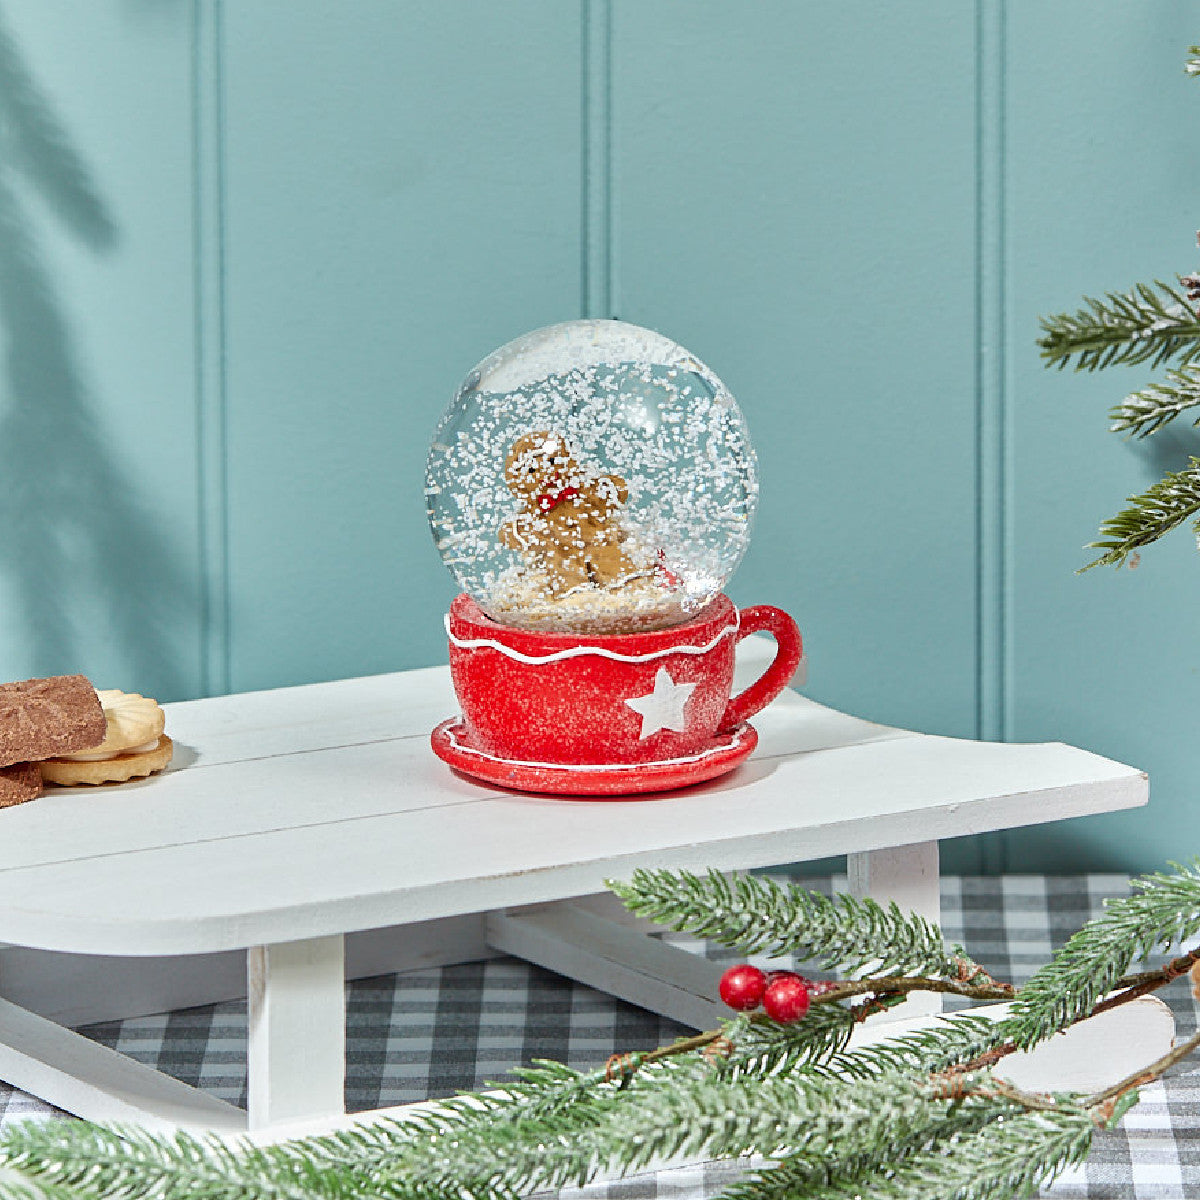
[719,605,804,732]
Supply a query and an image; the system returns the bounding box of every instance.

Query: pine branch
[1081,457,1200,570]
[1109,364,1200,437]
[1188,44,1200,75]
[816,973,1013,1004]
[774,1107,1094,1200]
[0,1168,81,1200]
[0,1121,368,1200]
[375,1064,1028,1200]
[1038,280,1200,372]
[718,1103,1005,1200]
[0,1057,1059,1200]
[1003,861,1200,1050]
[608,868,982,980]
[808,1011,1004,1082]
[724,1005,857,1076]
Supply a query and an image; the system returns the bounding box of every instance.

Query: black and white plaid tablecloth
[2,874,1197,1198]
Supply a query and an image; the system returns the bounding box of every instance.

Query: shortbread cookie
[0,675,105,768]
[0,761,43,807]
[40,735,173,787]
[59,690,166,761]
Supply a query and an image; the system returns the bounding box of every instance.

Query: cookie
[59,690,166,761]
[0,675,106,768]
[40,735,173,787]
[0,761,43,808]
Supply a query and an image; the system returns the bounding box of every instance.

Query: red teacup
[441,592,801,769]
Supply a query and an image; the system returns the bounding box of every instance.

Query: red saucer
[430,718,758,798]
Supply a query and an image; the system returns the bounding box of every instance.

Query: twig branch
[1085,1029,1200,1113]
[813,975,1015,1004]
[929,1071,1073,1115]
[1112,945,1200,993]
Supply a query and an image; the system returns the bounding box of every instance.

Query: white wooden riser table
[0,641,1149,1136]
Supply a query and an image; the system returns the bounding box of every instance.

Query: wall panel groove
[191,0,230,698]
[581,0,613,318]
[975,0,1008,754]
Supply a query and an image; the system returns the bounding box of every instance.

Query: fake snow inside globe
[425,319,759,636]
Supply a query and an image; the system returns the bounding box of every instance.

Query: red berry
[762,973,811,1023]
[718,964,767,1011]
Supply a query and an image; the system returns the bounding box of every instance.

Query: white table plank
[154,665,461,769]
[0,643,1145,957]
[0,724,1143,955]
[0,645,819,871]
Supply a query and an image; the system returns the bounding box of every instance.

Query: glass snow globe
[425,319,759,636]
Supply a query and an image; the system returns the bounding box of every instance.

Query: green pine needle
[811,1011,1003,1082]
[726,1005,856,1076]
[1081,457,1200,570]
[1109,364,1200,437]
[1038,280,1200,373]
[721,1106,1091,1200]
[1041,43,1200,572]
[772,1107,1094,1200]
[0,1121,359,1200]
[608,868,979,979]
[374,1064,1027,1200]
[717,1100,1010,1200]
[1004,862,1200,1050]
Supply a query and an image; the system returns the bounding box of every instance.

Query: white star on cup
[625,668,697,740]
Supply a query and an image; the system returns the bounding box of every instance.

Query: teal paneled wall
[1,1,1198,872]
[1004,3,1200,871]
[0,2,199,701]
[219,3,582,692]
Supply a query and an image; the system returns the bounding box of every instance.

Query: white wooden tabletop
[0,645,1146,957]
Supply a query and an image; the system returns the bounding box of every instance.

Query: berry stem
[811,975,1015,1004]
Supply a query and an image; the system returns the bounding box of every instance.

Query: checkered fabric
[2,874,1198,1198]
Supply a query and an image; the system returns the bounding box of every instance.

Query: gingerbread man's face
[504,431,579,505]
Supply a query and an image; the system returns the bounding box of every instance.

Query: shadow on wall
[0,6,190,697]
[1130,420,1200,483]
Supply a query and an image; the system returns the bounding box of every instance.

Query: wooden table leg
[247,934,346,1131]
[487,903,726,1030]
[847,841,942,1019]
[0,993,245,1132]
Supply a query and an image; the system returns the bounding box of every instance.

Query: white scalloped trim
[444,610,739,665]
[441,721,749,772]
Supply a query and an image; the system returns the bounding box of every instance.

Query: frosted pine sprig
[1081,458,1200,570]
[608,867,982,979]
[1109,364,1200,437]
[1005,861,1200,1049]
[1038,280,1200,373]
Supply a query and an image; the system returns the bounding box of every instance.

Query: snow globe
[426,319,802,796]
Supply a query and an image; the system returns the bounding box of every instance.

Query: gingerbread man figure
[499,431,642,596]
